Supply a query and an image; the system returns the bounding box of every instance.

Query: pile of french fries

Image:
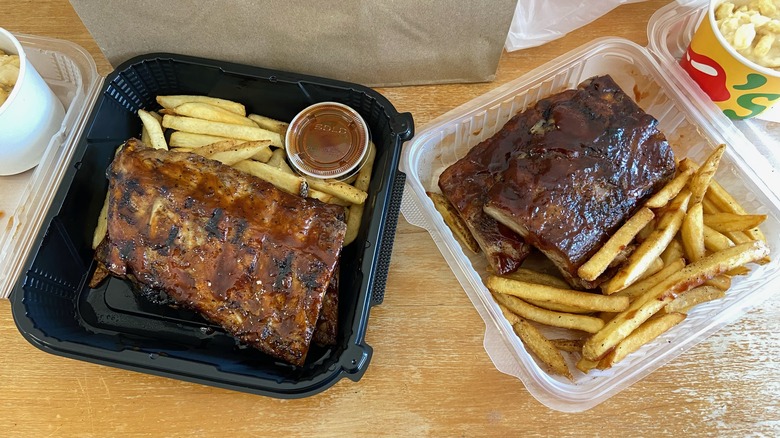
[93,95,374,250]
[431,144,770,379]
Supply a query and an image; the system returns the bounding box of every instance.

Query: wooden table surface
[2,1,779,436]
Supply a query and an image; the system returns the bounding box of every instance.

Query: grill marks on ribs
[96,139,346,365]
[482,75,676,289]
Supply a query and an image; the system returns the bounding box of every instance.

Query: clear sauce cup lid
[285,102,369,180]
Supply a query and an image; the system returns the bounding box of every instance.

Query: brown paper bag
[70,0,517,87]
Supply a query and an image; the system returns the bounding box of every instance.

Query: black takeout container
[10,53,414,397]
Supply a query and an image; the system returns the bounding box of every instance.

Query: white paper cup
[0,27,65,176]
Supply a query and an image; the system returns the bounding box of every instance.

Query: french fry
[578,207,655,281]
[307,191,342,204]
[727,265,750,276]
[550,338,584,353]
[138,109,168,150]
[498,303,522,325]
[660,238,685,266]
[602,190,691,294]
[703,212,767,233]
[141,126,151,146]
[428,192,480,254]
[583,240,770,361]
[92,191,109,249]
[701,195,720,214]
[92,144,126,249]
[704,274,731,290]
[703,225,735,252]
[353,142,376,192]
[267,147,286,167]
[583,289,672,361]
[613,258,686,300]
[211,142,273,165]
[664,285,726,314]
[340,173,359,185]
[502,268,593,313]
[173,102,257,127]
[637,257,664,282]
[162,114,283,146]
[681,202,706,262]
[232,159,308,196]
[724,230,753,245]
[169,131,232,148]
[88,263,110,289]
[576,356,600,373]
[523,298,598,315]
[498,304,581,379]
[636,217,657,242]
[305,176,368,205]
[265,148,295,174]
[688,144,725,204]
[344,142,376,245]
[251,149,274,163]
[503,268,569,288]
[644,165,694,208]
[187,138,245,155]
[492,292,605,333]
[248,114,289,135]
[512,318,572,379]
[157,95,246,116]
[600,312,686,367]
[487,276,629,313]
[139,111,162,144]
[189,139,273,165]
[598,311,616,324]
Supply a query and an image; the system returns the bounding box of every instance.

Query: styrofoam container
[0,28,67,176]
[400,35,780,411]
[0,34,100,299]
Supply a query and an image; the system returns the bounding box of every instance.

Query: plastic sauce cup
[0,27,65,176]
[680,0,780,120]
[285,102,369,180]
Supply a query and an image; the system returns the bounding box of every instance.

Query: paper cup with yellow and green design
[681,0,780,120]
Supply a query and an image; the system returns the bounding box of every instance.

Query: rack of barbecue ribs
[440,75,676,289]
[93,139,346,365]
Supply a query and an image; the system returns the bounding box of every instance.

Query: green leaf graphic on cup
[724,74,780,119]
[734,74,767,90]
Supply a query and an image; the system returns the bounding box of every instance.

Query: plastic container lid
[285,102,369,179]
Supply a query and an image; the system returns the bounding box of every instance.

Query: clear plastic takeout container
[0,34,100,299]
[400,6,780,411]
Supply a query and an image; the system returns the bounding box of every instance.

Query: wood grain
[1,0,779,436]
